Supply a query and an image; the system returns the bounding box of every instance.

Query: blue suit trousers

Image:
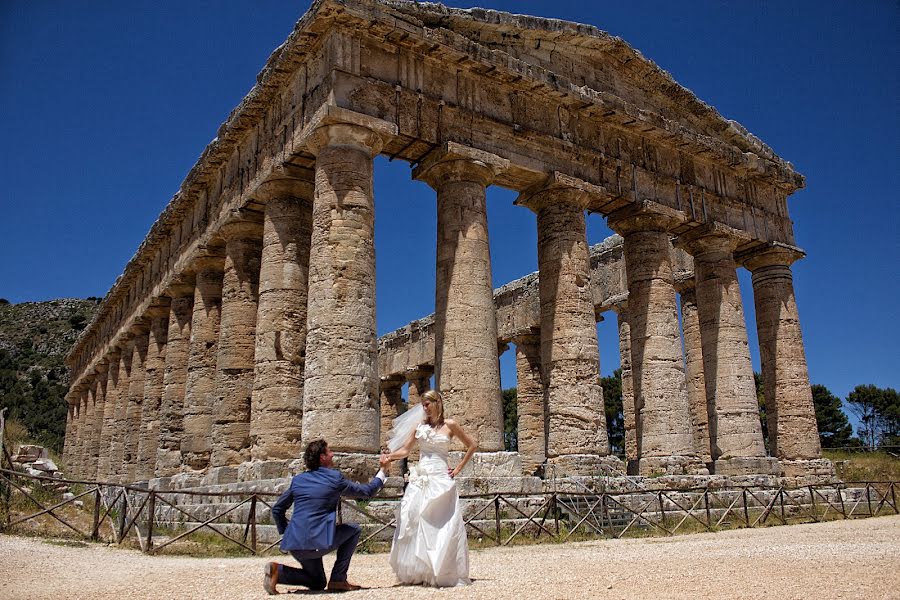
[277,523,362,589]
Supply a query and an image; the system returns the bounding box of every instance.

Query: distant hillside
[0,297,101,452]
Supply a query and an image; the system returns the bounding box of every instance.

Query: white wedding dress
[388,423,471,587]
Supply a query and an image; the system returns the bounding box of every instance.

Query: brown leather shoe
[326,580,363,592]
[263,562,279,595]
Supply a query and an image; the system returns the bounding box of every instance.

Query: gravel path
[2,516,898,600]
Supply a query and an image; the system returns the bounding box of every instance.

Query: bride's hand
[448,467,458,478]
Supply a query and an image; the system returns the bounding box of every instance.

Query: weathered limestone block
[378,376,405,452]
[513,333,544,475]
[182,253,224,471]
[98,349,122,481]
[251,178,313,461]
[677,225,778,476]
[517,174,611,474]
[302,118,393,454]
[110,338,134,482]
[675,278,713,468]
[742,245,823,465]
[156,279,194,477]
[414,142,509,452]
[211,217,264,468]
[609,207,702,475]
[137,302,169,481]
[123,324,149,482]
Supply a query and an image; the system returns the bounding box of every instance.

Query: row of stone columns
[63,117,822,482]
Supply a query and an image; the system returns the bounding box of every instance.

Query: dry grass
[824,449,900,482]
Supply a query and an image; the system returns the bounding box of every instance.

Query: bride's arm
[383,428,416,462]
[446,419,477,478]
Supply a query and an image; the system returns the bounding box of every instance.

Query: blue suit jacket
[271,467,384,552]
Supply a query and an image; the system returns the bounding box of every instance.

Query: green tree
[601,368,624,455]
[846,384,900,449]
[811,384,853,448]
[501,387,518,451]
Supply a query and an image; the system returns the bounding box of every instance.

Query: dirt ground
[1,515,898,600]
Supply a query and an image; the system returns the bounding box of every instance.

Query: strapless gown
[388,424,471,587]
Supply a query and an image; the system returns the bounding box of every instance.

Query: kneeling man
[264,439,389,594]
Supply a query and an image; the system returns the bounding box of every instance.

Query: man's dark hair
[304,439,329,471]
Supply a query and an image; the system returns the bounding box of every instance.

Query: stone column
[609,207,703,475]
[68,389,83,476]
[512,333,544,475]
[517,174,614,475]
[123,324,149,482]
[413,142,508,452]
[675,277,713,469]
[251,177,314,461]
[301,119,391,465]
[378,376,405,451]
[676,225,779,475]
[75,383,92,478]
[63,399,74,470]
[405,366,433,407]
[156,277,194,477]
[88,361,109,481]
[98,349,122,481]
[210,216,264,469]
[136,301,169,481]
[110,336,134,482]
[81,378,99,480]
[182,252,224,471]
[613,304,640,475]
[741,245,829,477]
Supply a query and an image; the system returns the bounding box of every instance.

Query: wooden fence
[1,466,896,555]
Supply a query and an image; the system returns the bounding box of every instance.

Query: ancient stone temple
[63,0,830,488]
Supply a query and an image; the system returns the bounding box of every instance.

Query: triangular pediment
[378,1,790,173]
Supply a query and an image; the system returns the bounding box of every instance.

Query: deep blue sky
[1,1,897,413]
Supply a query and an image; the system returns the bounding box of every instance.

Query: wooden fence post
[249,495,258,554]
[494,496,501,545]
[91,487,102,541]
[742,489,750,527]
[146,491,156,552]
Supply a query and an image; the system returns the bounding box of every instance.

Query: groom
[264,439,390,594]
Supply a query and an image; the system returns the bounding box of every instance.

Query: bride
[382,389,476,587]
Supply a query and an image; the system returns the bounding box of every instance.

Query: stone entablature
[62,0,826,483]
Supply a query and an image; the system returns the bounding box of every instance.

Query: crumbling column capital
[252,170,315,204]
[186,246,226,275]
[163,273,196,298]
[515,172,603,213]
[380,374,405,390]
[145,297,172,319]
[306,123,385,158]
[128,317,150,337]
[607,202,686,236]
[93,358,110,375]
[413,142,509,189]
[737,242,806,272]
[405,365,434,381]
[217,209,264,241]
[674,222,751,258]
[673,272,697,295]
[510,331,541,348]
